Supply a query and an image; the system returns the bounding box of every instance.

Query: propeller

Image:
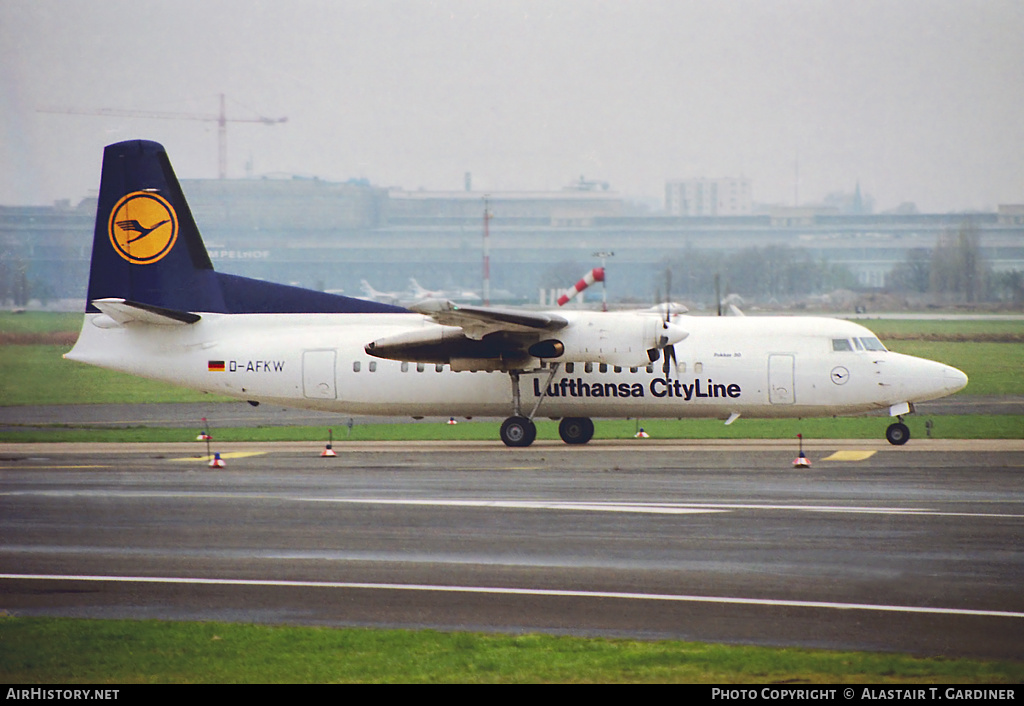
[660,269,679,380]
[647,267,688,377]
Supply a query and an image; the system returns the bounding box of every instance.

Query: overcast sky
[2,0,1022,212]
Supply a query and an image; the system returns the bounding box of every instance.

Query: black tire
[885,422,910,446]
[558,417,594,445]
[500,416,536,447]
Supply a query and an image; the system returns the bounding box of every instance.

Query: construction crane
[39,93,286,179]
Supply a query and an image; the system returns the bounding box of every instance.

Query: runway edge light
[793,433,812,468]
[321,428,337,457]
[209,452,226,469]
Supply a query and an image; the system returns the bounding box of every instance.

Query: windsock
[557,267,605,306]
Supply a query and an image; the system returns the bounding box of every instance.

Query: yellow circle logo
[108,191,178,264]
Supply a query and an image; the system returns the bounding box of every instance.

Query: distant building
[665,177,752,216]
[998,204,1024,226]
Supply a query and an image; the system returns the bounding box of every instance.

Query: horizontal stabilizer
[91,298,201,326]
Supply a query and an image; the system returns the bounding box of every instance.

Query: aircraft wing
[410,299,567,340]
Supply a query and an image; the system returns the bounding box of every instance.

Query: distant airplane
[68,140,968,447]
[359,280,403,305]
[408,278,481,302]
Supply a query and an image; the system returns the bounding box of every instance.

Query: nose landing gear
[885,417,910,445]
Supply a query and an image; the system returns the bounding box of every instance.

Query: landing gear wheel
[885,422,910,446]
[558,417,594,445]
[500,416,537,447]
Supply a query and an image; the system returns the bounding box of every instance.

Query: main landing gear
[499,369,541,448]
[499,415,536,447]
[498,365,595,447]
[498,414,596,447]
[558,417,594,445]
[885,417,911,446]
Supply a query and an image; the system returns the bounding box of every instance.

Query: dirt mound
[0,332,78,346]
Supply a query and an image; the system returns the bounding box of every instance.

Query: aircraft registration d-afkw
[67,140,968,447]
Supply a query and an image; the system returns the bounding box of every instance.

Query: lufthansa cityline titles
[533,377,741,400]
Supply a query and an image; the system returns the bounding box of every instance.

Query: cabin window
[435,364,444,372]
[832,338,854,351]
[599,363,608,373]
[369,361,377,372]
[859,337,887,351]
[585,362,594,373]
[401,362,409,372]
[646,364,654,374]
[353,361,361,372]
[679,361,687,373]
[630,367,638,373]
[694,362,703,373]
[565,362,575,374]
[416,363,425,372]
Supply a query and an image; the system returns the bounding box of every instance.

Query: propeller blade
[664,268,672,323]
[663,343,680,378]
[715,272,722,317]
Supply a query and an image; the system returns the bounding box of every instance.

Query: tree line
[887,223,1023,305]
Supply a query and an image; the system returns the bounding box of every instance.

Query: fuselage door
[768,354,795,405]
[303,349,337,399]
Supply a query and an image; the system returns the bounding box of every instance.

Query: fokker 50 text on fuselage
[66,140,968,447]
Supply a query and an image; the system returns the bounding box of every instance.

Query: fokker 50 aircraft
[67,141,968,447]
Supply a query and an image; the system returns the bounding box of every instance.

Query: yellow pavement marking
[169,452,267,462]
[822,450,877,461]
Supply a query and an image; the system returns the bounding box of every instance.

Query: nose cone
[890,354,968,403]
[661,321,689,347]
[942,364,969,395]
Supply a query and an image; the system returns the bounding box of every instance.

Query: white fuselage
[66,311,968,421]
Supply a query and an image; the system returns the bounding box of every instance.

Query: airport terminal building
[2,176,1022,308]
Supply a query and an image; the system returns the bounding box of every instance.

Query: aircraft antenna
[38,93,287,179]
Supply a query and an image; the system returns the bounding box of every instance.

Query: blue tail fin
[86,140,406,315]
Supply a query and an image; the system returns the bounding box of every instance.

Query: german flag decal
[208,361,226,372]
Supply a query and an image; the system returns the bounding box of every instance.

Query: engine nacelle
[534,312,688,368]
[365,326,534,371]
[364,311,688,371]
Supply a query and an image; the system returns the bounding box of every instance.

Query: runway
[1,439,1022,660]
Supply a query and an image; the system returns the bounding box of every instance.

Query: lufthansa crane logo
[108,191,178,265]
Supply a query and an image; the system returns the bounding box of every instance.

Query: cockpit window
[859,337,887,351]
[853,337,864,351]
[832,338,854,351]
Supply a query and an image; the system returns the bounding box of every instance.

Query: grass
[2,617,1021,684]
[0,314,1021,441]
[0,311,84,336]
[851,317,1024,341]
[1,415,1021,444]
